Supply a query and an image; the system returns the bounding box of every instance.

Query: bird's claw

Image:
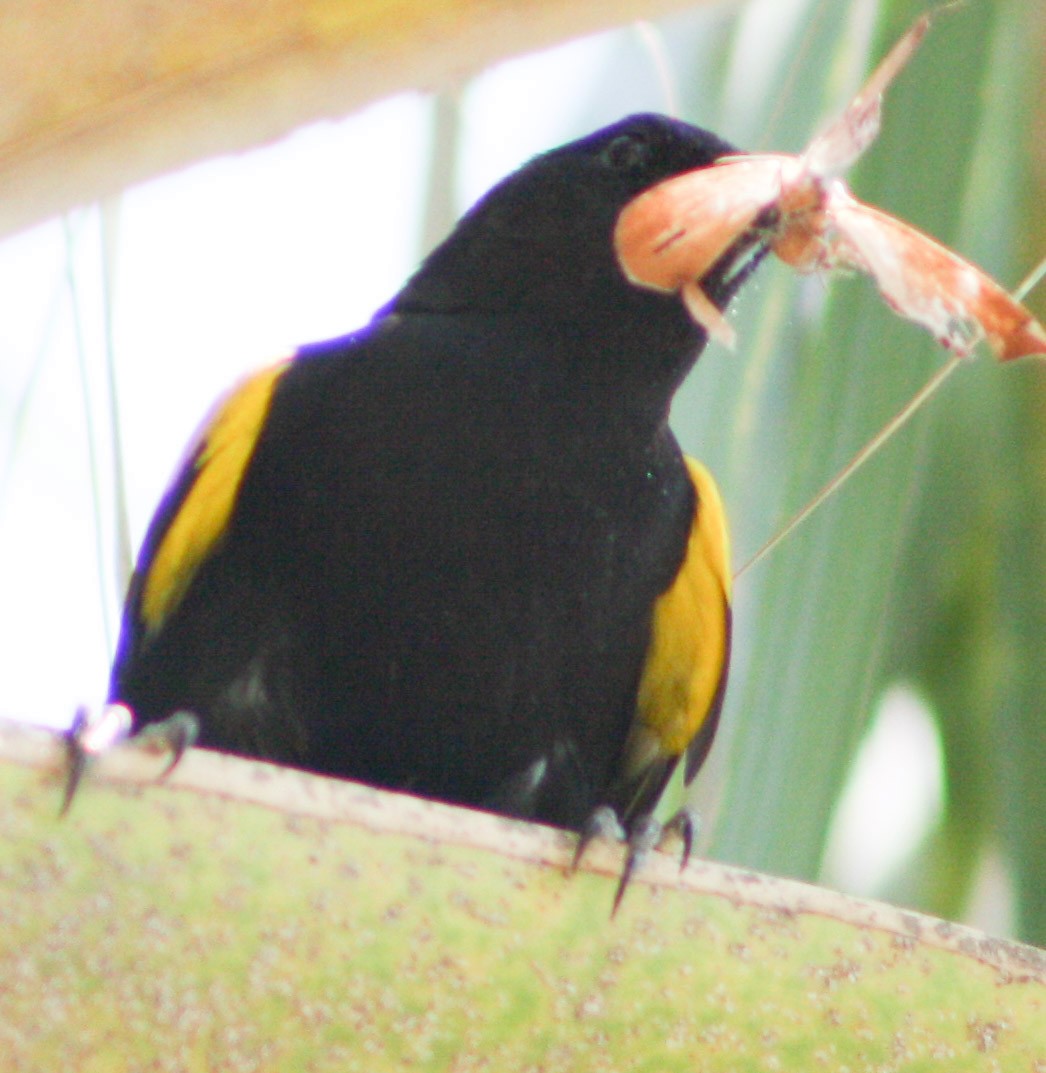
[663,802,702,872]
[61,703,133,816]
[60,706,199,815]
[573,802,704,915]
[571,805,625,873]
[134,710,200,778]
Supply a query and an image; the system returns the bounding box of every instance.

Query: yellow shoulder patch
[629,456,731,768]
[139,359,290,636]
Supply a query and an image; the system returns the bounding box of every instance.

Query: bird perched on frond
[80,115,768,908]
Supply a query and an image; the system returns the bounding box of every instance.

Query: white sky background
[0,4,980,921]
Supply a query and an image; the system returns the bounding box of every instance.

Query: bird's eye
[600,132,653,171]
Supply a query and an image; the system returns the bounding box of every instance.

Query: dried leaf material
[825,192,1046,360]
[615,9,1046,362]
[615,157,782,297]
[801,9,933,177]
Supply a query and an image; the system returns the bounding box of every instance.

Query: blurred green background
[663,0,1046,946]
[2,0,1043,945]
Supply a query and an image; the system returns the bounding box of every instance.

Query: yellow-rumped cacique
[92,114,769,904]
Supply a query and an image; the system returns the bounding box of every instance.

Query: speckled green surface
[1,723,1043,1071]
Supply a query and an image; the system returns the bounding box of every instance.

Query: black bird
[93,114,767,903]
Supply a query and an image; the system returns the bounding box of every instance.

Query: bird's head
[393,114,766,336]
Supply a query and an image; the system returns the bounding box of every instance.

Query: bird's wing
[130,358,291,640]
[610,456,732,823]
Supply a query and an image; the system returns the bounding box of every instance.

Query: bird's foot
[60,706,199,816]
[662,801,701,872]
[572,802,702,915]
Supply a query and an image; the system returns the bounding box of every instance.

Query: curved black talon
[573,801,706,915]
[61,704,132,816]
[61,707,92,817]
[572,806,665,916]
[571,805,624,873]
[663,802,702,872]
[59,706,199,816]
[614,813,663,916]
[135,710,200,779]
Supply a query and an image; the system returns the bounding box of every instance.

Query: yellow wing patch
[139,359,290,636]
[630,456,731,768]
